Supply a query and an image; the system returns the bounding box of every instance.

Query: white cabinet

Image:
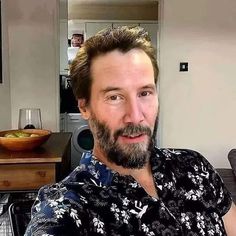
[60,20,69,74]
[68,22,85,39]
[112,22,139,28]
[85,22,112,40]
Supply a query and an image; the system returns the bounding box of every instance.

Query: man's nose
[123,98,144,124]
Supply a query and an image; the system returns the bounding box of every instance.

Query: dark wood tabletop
[0,132,72,191]
[0,132,72,164]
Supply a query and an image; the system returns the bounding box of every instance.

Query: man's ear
[78,99,90,120]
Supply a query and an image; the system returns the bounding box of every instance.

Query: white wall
[3,0,59,131]
[159,0,236,167]
[0,0,11,130]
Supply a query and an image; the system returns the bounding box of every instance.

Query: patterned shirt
[25,148,232,236]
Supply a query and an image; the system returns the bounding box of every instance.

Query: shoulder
[33,182,81,216]
[153,147,210,171]
[152,147,232,215]
[25,181,87,235]
[154,147,223,181]
[35,167,91,212]
[158,147,205,161]
[152,147,227,196]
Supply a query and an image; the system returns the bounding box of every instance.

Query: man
[25,26,236,235]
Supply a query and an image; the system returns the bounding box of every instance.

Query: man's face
[81,49,158,169]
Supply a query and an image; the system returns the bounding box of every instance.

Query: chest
[77,182,226,236]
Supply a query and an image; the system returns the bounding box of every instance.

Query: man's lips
[118,134,147,143]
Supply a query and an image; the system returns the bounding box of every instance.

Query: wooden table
[0,132,71,191]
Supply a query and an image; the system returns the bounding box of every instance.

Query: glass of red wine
[18,108,42,129]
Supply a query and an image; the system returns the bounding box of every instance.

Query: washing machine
[66,113,94,170]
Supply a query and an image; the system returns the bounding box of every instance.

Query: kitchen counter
[0,132,72,191]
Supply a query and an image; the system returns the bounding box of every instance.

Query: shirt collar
[68,148,160,188]
[78,151,115,186]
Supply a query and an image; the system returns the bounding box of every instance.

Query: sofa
[216,149,236,203]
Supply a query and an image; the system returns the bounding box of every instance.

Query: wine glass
[18,108,42,129]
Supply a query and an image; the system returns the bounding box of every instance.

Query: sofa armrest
[228,149,236,177]
[216,168,236,203]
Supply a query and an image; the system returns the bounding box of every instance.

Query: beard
[89,112,156,169]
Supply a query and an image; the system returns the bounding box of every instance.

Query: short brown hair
[70,26,159,105]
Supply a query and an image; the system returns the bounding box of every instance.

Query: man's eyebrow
[101,87,122,94]
[140,84,157,90]
[100,84,156,94]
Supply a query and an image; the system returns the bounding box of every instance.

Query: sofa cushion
[216,168,236,203]
[228,149,236,177]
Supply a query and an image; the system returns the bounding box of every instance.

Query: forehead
[90,49,154,87]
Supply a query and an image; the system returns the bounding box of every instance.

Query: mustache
[113,124,152,142]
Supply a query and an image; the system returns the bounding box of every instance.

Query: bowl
[0,129,51,151]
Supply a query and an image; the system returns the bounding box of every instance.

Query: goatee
[90,114,155,169]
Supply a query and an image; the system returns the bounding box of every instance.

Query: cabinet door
[139,23,158,50]
[0,163,55,190]
[85,22,112,40]
[60,20,69,74]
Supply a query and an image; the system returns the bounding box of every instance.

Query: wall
[159,0,236,167]
[3,0,59,131]
[0,0,11,130]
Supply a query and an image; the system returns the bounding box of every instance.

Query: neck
[130,163,158,198]
[92,147,158,198]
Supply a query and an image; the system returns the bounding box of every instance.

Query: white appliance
[66,113,94,170]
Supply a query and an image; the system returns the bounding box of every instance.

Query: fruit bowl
[0,129,51,151]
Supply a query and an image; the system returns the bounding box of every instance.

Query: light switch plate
[179,62,188,72]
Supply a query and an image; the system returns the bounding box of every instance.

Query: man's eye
[109,95,120,100]
[105,94,123,104]
[139,91,151,97]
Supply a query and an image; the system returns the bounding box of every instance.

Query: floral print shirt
[25,148,232,236]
